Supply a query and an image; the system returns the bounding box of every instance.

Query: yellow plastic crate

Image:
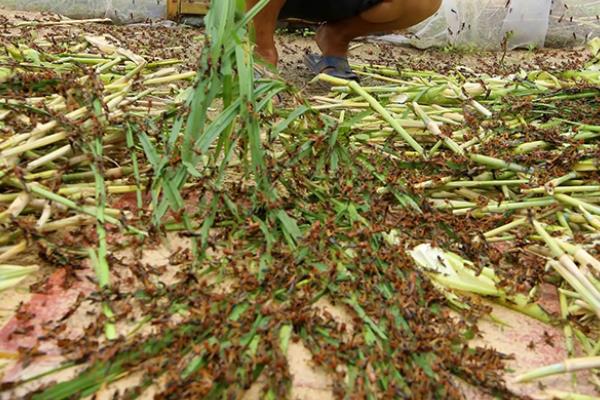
[168,0,209,20]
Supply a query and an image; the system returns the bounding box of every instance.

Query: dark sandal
[303,53,359,81]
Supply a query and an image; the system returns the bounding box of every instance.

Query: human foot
[304,54,359,81]
[255,43,278,67]
[315,24,350,57]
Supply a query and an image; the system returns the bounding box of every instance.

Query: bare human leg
[315,0,443,58]
[246,0,286,66]
[246,0,442,70]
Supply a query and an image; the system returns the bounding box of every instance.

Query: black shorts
[279,0,384,22]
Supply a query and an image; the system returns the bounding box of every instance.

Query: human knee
[415,0,442,22]
[398,0,442,24]
[361,0,441,25]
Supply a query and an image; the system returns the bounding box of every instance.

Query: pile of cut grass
[0,2,599,399]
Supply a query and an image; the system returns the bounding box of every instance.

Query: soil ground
[0,8,598,400]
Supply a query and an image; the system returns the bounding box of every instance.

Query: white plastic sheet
[6,0,167,23]
[377,0,600,49]
[501,0,552,49]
